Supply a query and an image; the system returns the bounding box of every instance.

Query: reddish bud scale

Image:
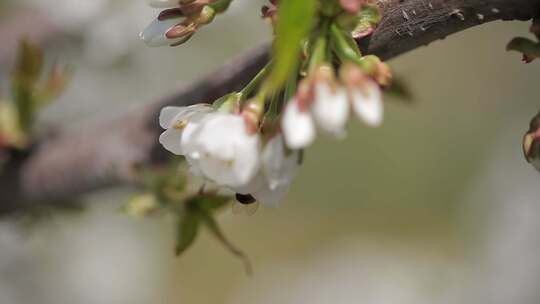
[340,63,377,96]
[180,0,213,16]
[295,79,315,112]
[352,27,375,39]
[261,0,278,27]
[523,54,535,63]
[339,0,366,14]
[158,8,184,21]
[373,62,392,87]
[165,22,196,39]
[242,101,264,135]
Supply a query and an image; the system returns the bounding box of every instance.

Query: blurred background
[1,0,540,303]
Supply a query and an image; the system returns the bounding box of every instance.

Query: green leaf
[507,37,540,62]
[11,40,44,131]
[13,39,43,84]
[198,208,252,274]
[266,0,317,90]
[194,195,232,211]
[175,206,200,256]
[330,23,361,63]
[0,101,27,148]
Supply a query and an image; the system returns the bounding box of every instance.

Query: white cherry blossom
[158,104,212,155]
[282,98,316,150]
[232,134,299,206]
[350,80,384,127]
[311,83,350,138]
[188,113,261,188]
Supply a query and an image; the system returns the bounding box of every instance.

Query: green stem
[283,72,297,103]
[239,63,270,100]
[209,0,233,13]
[307,19,331,73]
[330,22,362,64]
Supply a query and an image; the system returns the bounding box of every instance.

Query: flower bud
[339,0,365,14]
[140,17,185,47]
[193,5,216,25]
[166,22,197,39]
[242,96,265,134]
[261,0,278,27]
[356,55,392,86]
[523,111,540,171]
[158,8,184,20]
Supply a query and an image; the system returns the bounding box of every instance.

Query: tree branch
[0,0,538,214]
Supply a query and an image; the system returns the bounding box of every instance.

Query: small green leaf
[0,101,27,148]
[13,39,43,84]
[352,4,381,38]
[195,195,232,211]
[266,0,317,90]
[11,40,44,131]
[198,208,252,274]
[175,206,200,256]
[507,37,540,62]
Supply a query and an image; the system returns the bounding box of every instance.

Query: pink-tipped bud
[242,98,265,135]
[295,79,315,112]
[165,22,196,39]
[339,0,366,14]
[523,111,540,171]
[339,63,368,88]
[158,8,185,21]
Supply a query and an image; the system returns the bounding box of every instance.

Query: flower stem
[307,19,331,73]
[239,62,270,100]
[330,22,362,64]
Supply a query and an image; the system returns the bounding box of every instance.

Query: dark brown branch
[0,0,538,214]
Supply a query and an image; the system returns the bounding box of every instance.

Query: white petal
[158,128,183,155]
[159,106,184,129]
[191,113,260,187]
[351,82,383,127]
[281,99,316,149]
[312,84,350,137]
[159,104,214,156]
[140,17,182,47]
[147,0,179,8]
[231,135,261,185]
[159,104,212,129]
[252,182,290,207]
[231,172,267,195]
[262,134,299,189]
[185,155,203,176]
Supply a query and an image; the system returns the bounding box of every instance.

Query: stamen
[172,120,188,129]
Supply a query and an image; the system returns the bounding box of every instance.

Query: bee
[232,193,259,215]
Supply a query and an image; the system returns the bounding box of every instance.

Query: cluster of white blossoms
[148,0,392,207]
[159,104,299,206]
[158,62,386,206]
[282,63,385,149]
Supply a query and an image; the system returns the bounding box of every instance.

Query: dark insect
[235,193,257,205]
[232,194,260,216]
